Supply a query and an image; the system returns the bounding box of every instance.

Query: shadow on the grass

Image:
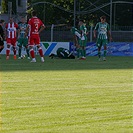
[0,55,132,71]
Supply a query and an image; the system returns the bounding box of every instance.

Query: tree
[27,0,133,26]
[1,0,17,14]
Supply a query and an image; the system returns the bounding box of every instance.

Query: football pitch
[0,55,132,133]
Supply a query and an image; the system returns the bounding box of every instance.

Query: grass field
[0,55,132,133]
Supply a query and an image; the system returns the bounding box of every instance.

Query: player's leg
[23,38,30,59]
[6,38,11,59]
[0,40,4,52]
[12,38,17,60]
[28,36,36,62]
[79,41,84,59]
[83,38,87,59]
[74,36,80,59]
[96,38,102,60]
[17,38,22,59]
[35,37,44,62]
[75,43,80,59]
[37,45,44,62]
[77,40,82,59]
[0,40,4,58]
[6,44,11,59]
[76,47,80,59]
[103,40,108,61]
[29,45,36,62]
[25,45,30,59]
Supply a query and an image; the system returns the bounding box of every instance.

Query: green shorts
[96,38,108,47]
[80,36,87,47]
[17,38,28,47]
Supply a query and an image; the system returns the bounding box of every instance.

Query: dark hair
[100,16,106,20]
[31,10,37,16]
[0,19,5,23]
[79,19,85,23]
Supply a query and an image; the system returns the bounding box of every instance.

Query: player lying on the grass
[94,15,112,61]
[49,47,75,59]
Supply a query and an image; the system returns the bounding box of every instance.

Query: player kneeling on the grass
[27,10,46,63]
[18,17,30,59]
[94,16,112,61]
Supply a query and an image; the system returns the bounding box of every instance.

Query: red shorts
[28,35,40,46]
[6,38,17,46]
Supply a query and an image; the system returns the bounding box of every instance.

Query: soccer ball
[21,55,25,59]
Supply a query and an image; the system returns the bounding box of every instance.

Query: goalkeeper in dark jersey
[49,47,75,59]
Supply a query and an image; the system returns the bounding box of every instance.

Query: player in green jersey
[94,16,112,61]
[78,20,88,60]
[71,27,81,58]
[17,17,30,59]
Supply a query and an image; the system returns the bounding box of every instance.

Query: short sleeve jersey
[5,22,18,39]
[18,23,28,38]
[28,17,44,36]
[80,25,87,37]
[94,22,110,39]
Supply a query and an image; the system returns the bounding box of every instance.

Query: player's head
[31,10,37,17]
[9,17,13,23]
[0,19,5,26]
[100,16,106,23]
[21,17,26,23]
[78,19,85,26]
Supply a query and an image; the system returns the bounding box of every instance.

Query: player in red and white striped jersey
[27,10,46,63]
[5,17,18,60]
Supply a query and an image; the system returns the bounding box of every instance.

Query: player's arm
[93,23,98,38]
[108,30,112,42]
[93,29,97,38]
[4,24,7,39]
[0,34,3,41]
[15,23,19,38]
[80,26,84,38]
[0,28,3,40]
[39,24,46,34]
[73,35,78,46]
[107,24,112,41]
[25,24,30,37]
[17,26,20,39]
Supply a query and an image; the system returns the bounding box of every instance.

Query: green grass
[0,55,132,133]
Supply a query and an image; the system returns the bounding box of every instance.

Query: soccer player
[5,17,18,60]
[94,16,112,61]
[49,47,75,59]
[78,20,88,60]
[71,27,81,59]
[17,17,30,59]
[0,20,5,57]
[27,10,45,62]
